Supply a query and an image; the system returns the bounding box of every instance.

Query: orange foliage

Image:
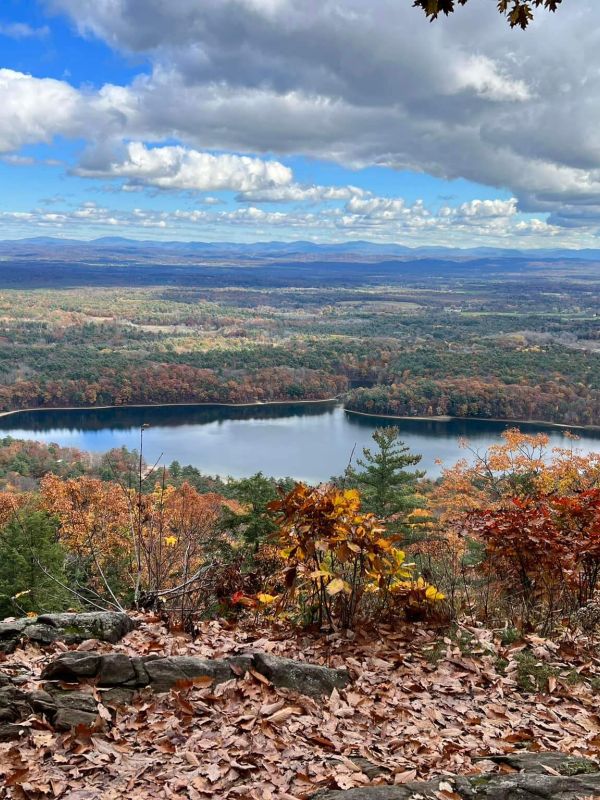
[0,491,26,527]
[41,474,130,561]
[467,489,600,626]
[432,428,600,524]
[40,474,232,606]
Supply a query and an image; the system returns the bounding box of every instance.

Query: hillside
[0,245,598,428]
[0,428,600,797]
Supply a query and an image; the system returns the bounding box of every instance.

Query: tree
[413,0,563,29]
[41,473,238,620]
[345,427,425,533]
[427,429,600,628]
[466,489,600,629]
[223,473,281,551]
[432,428,600,524]
[0,509,70,618]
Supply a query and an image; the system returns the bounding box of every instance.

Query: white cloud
[74,141,293,193]
[451,56,531,102]
[46,0,598,225]
[239,183,364,203]
[2,194,587,248]
[4,0,600,233]
[458,199,517,217]
[0,69,82,153]
[1,154,36,166]
[0,22,50,39]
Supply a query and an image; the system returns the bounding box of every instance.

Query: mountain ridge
[1,236,600,261]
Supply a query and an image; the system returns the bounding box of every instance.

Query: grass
[514,651,560,693]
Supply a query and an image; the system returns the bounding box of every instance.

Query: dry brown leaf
[266,706,302,725]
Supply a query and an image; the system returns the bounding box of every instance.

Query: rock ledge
[42,650,351,700]
[313,753,600,800]
[0,612,136,653]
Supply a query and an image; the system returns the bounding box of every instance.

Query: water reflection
[1,402,598,483]
[0,401,338,433]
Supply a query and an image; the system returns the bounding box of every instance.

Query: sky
[0,0,599,248]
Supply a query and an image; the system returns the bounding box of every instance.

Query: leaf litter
[1,616,600,799]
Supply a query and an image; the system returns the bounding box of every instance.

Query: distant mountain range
[1,236,599,262]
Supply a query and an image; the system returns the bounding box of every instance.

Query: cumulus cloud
[74,141,293,193]
[0,194,583,248]
[0,69,82,153]
[0,0,583,237]
[40,0,600,226]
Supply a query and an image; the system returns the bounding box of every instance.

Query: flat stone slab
[314,753,600,800]
[42,650,351,698]
[0,612,136,653]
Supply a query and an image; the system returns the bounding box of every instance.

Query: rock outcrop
[314,753,600,800]
[0,612,136,653]
[0,671,100,741]
[0,649,350,738]
[42,650,351,700]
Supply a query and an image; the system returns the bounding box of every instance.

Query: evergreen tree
[225,473,290,551]
[345,427,424,532]
[169,460,182,481]
[0,509,70,617]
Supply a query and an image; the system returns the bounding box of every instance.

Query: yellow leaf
[326,578,351,595]
[425,584,445,602]
[257,593,277,605]
[375,537,392,551]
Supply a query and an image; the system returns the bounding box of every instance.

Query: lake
[1,402,599,483]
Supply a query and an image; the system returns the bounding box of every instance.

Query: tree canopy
[413,0,563,29]
[345,427,424,528]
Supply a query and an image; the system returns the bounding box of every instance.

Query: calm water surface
[1,402,599,482]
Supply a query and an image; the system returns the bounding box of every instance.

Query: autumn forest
[0,248,599,427]
[3,0,600,795]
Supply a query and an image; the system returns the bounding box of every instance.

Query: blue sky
[0,0,597,247]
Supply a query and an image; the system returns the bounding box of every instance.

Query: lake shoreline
[0,398,599,435]
[344,407,600,433]
[0,397,340,420]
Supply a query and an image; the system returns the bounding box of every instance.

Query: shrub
[466,489,600,630]
[264,483,443,630]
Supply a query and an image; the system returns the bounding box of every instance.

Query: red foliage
[467,488,600,625]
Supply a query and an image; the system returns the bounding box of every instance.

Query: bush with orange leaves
[420,429,600,626]
[264,483,444,630]
[432,428,600,524]
[41,474,236,616]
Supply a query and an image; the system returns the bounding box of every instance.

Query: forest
[0,251,598,426]
[3,426,600,797]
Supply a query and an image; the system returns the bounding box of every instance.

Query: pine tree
[0,509,70,617]
[345,427,424,532]
[224,473,281,551]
